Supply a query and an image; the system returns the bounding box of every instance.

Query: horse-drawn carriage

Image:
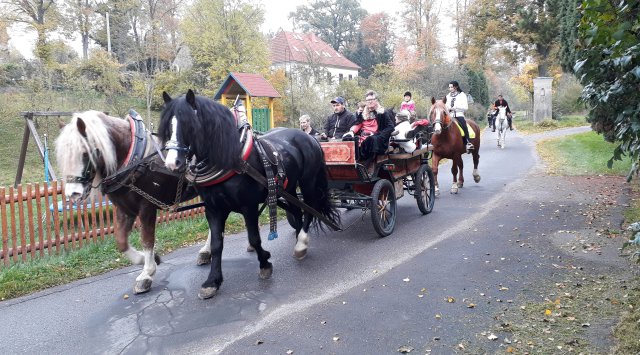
[319,134,435,237]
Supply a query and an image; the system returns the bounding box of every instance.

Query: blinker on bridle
[66,149,99,186]
[163,112,195,155]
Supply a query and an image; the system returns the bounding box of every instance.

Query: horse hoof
[293,249,307,260]
[457,182,463,188]
[196,251,211,266]
[198,286,218,300]
[474,175,481,183]
[259,267,273,279]
[134,279,152,294]
[154,254,162,265]
[247,244,256,253]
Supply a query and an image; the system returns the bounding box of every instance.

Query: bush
[552,74,584,118]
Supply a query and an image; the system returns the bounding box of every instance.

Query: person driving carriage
[320,96,357,140]
[343,90,395,162]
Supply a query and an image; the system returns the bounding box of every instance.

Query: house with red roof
[270,31,360,85]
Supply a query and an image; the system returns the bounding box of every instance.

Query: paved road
[4,126,619,355]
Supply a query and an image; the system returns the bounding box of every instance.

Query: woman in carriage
[343,90,395,162]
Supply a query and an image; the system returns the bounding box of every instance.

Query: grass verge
[537,131,632,176]
[516,115,588,135]
[0,209,284,300]
[500,135,640,353]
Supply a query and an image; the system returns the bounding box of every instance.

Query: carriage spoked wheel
[370,179,396,237]
[415,164,435,214]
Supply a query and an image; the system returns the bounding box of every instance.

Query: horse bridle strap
[254,138,279,240]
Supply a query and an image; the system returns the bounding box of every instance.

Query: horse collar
[188,124,254,186]
[122,111,149,168]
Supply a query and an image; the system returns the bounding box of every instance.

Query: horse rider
[487,104,497,131]
[493,94,514,131]
[320,96,357,140]
[446,80,474,153]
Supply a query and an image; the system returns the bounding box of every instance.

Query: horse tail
[304,139,340,233]
[311,158,341,233]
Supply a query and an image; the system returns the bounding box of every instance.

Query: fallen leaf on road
[333,336,340,342]
[286,350,293,354]
[397,345,414,353]
[487,334,498,340]
[403,277,410,282]
[446,297,455,303]
[255,340,263,345]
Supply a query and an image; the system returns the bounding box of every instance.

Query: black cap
[404,91,412,98]
[330,97,346,105]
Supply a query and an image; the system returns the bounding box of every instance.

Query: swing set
[14,111,73,188]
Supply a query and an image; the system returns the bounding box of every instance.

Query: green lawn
[515,114,589,134]
[537,131,632,176]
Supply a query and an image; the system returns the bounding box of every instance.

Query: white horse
[496,106,508,149]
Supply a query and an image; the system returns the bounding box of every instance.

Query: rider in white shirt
[445,81,473,153]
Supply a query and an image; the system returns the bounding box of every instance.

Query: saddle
[453,120,475,139]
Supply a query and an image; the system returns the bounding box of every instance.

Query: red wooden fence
[0,181,205,268]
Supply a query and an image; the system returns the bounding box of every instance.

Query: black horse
[158,90,340,299]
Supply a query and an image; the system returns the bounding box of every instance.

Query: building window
[339,73,343,82]
[348,74,352,80]
[327,72,332,84]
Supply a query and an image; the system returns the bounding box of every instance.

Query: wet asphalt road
[0,127,598,354]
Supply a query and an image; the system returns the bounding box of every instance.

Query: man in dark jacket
[320,96,356,140]
[493,94,513,130]
[344,90,395,161]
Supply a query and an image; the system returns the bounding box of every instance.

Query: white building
[270,31,360,86]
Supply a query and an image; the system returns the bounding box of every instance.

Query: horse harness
[101,110,186,211]
[182,112,288,240]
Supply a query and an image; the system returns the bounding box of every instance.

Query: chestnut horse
[428,97,481,195]
[55,111,213,295]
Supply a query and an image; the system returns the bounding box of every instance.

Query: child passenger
[400,91,416,120]
[393,110,416,153]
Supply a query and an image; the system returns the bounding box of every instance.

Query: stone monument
[533,77,553,123]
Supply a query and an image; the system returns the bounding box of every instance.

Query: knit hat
[404,91,412,98]
[396,110,411,122]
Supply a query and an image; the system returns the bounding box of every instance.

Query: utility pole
[106,12,111,54]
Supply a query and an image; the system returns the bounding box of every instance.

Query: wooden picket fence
[0,180,205,269]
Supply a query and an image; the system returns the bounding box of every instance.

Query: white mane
[55,110,119,181]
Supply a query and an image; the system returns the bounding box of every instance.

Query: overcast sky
[8,0,455,59]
